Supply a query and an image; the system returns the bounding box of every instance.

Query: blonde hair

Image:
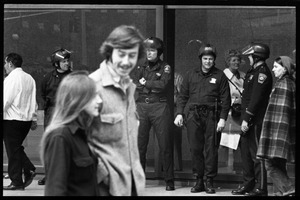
[40,71,97,165]
[174,72,183,94]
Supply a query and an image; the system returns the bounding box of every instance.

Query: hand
[241,120,249,134]
[139,77,146,85]
[216,118,225,132]
[30,121,38,131]
[174,115,184,127]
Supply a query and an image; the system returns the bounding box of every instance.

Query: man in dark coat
[134,37,175,191]
[39,48,72,185]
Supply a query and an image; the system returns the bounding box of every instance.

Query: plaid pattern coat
[257,75,296,163]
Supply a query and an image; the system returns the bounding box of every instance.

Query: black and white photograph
[3,1,296,196]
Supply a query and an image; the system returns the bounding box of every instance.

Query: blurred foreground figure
[88,25,146,196]
[40,71,101,196]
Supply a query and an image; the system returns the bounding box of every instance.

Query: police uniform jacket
[241,62,273,124]
[176,66,231,120]
[41,69,71,109]
[88,61,146,196]
[135,59,171,99]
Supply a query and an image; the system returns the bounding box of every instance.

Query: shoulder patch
[164,65,171,74]
[258,73,267,84]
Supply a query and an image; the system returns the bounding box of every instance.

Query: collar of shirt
[6,67,23,77]
[106,61,121,83]
[224,68,241,80]
[101,61,131,90]
[68,123,80,134]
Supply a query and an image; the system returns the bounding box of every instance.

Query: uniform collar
[52,69,70,76]
[195,65,217,75]
[146,59,161,71]
[253,61,264,69]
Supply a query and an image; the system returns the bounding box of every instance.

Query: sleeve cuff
[244,110,254,122]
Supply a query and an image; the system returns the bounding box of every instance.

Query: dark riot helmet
[144,37,164,57]
[51,48,71,67]
[241,43,270,60]
[198,44,217,60]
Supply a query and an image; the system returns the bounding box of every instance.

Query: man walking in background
[3,53,38,190]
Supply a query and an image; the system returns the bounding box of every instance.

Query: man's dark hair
[5,53,23,68]
[100,25,146,61]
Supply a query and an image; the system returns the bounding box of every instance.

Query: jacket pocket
[97,113,124,143]
[73,156,94,167]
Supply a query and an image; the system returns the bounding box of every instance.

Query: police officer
[39,48,72,185]
[174,44,231,194]
[231,43,272,196]
[134,37,175,191]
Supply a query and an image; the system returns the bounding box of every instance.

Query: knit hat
[279,56,295,76]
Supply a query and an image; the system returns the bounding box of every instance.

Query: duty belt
[137,96,167,104]
[190,104,215,118]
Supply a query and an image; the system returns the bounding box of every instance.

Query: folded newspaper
[220,132,240,150]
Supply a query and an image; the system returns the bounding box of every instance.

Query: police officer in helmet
[134,37,175,191]
[231,43,272,196]
[174,43,231,194]
[39,48,72,185]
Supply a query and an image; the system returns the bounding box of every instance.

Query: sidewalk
[3,174,268,196]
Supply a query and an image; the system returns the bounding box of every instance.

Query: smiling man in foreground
[87,25,146,196]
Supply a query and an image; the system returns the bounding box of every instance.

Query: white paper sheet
[220,132,240,150]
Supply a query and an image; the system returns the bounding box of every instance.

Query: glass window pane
[3,6,156,166]
[174,7,296,175]
[4,7,156,109]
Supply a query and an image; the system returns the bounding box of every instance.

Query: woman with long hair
[40,70,102,196]
[173,72,184,171]
[257,56,296,196]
